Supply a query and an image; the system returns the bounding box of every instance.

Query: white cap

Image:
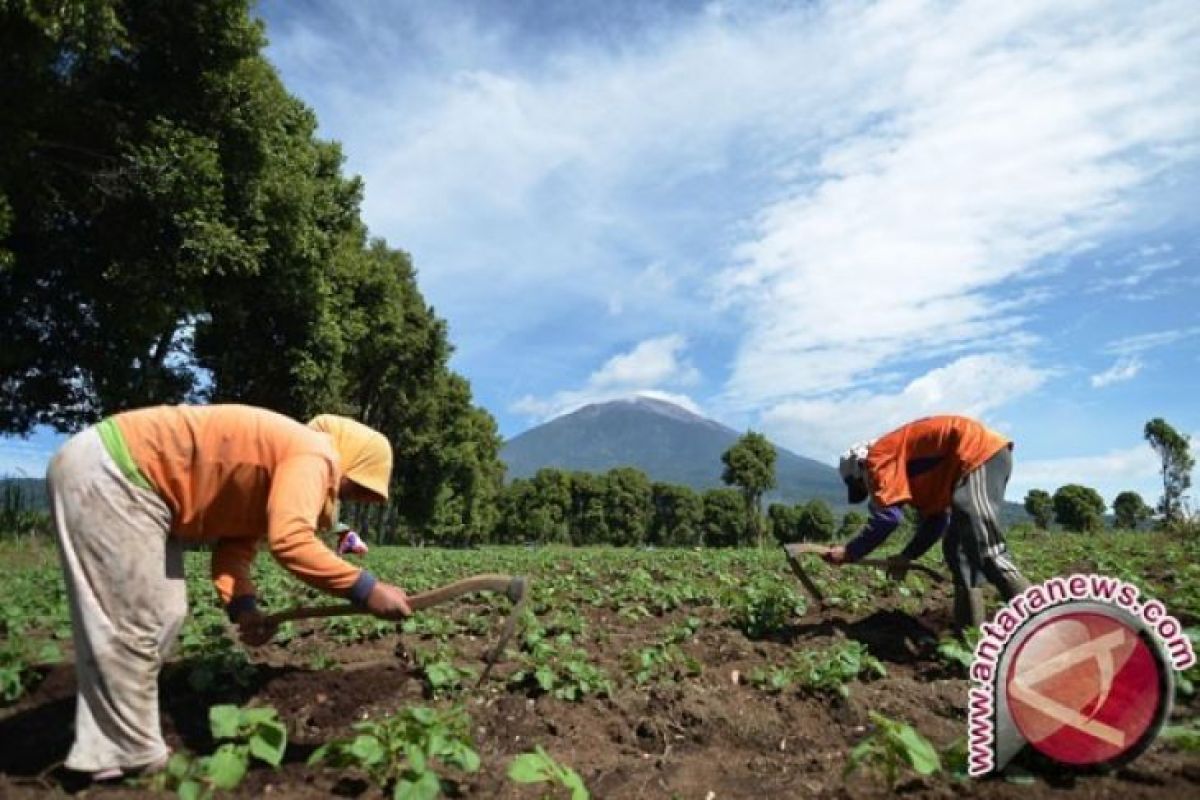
[838,441,873,503]
[838,441,871,482]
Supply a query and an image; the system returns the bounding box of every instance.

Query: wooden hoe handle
[265,573,526,624]
[783,542,947,582]
[264,573,529,685]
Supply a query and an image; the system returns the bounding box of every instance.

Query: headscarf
[307,414,393,502]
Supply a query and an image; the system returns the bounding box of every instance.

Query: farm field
[1,533,1198,799]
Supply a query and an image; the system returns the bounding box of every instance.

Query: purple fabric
[348,570,377,607]
[902,511,950,560]
[845,505,904,562]
[226,594,258,622]
[338,529,368,555]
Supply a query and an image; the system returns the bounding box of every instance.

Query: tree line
[1022,418,1194,533]
[476,465,865,549]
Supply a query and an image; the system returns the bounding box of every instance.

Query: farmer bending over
[46,405,413,781]
[824,415,1031,632]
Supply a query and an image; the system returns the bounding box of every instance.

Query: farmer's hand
[235,609,278,647]
[823,545,848,566]
[365,581,413,620]
[885,554,911,581]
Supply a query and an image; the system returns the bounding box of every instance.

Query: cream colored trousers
[47,427,187,773]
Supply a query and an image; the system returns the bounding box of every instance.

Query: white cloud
[717,0,1200,409]
[1090,356,1143,388]
[1105,326,1200,356]
[260,0,1200,441]
[590,334,699,388]
[759,353,1050,460]
[1091,257,1182,293]
[512,335,702,421]
[1008,442,1162,507]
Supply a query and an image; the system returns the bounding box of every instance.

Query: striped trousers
[942,444,1030,628]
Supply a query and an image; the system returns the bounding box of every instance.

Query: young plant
[511,626,612,701]
[178,623,257,692]
[939,738,970,781]
[935,627,981,672]
[309,705,480,800]
[724,579,805,638]
[508,746,589,800]
[750,641,885,698]
[155,704,288,800]
[329,614,397,644]
[0,637,60,703]
[626,642,701,686]
[844,711,941,788]
[308,647,338,671]
[1160,719,1200,752]
[663,616,703,644]
[413,645,476,696]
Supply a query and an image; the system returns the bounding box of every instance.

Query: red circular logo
[1005,611,1163,766]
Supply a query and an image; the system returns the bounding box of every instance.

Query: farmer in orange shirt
[46,405,412,781]
[824,415,1031,631]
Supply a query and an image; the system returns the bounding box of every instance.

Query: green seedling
[154,704,287,800]
[508,746,589,800]
[309,705,480,800]
[749,640,885,698]
[844,711,941,788]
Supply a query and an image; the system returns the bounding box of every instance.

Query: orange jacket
[113,405,362,604]
[866,415,1010,516]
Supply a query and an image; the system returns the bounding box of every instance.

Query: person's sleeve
[844,505,904,562]
[901,511,950,561]
[212,537,259,619]
[267,455,377,606]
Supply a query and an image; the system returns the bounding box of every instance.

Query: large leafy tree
[1023,489,1054,530]
[1112,491,1152,531]
[768,503,800,545]
[568,471,609,545]
[1053,484,1106,533]
[494,479,534,545]
[796,499,836,542]
[701,488,747,547]
[720,431,777,548]
[2,0,270,430]
[2,1,504,540]
[603,467,651,546]
[1144,418,1194,525]
[525,468,573,544]
[649,482,702,547]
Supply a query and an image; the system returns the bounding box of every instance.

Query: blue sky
[3,0,1198,507]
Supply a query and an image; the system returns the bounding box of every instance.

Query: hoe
[781,542,945,612]
[266,573,529,685]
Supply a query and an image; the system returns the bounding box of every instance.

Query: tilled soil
[2,594,1198,799]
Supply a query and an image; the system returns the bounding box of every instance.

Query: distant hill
[501,397,846,506]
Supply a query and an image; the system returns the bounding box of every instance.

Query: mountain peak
[503,395,844,505]
[570,395,725,430]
